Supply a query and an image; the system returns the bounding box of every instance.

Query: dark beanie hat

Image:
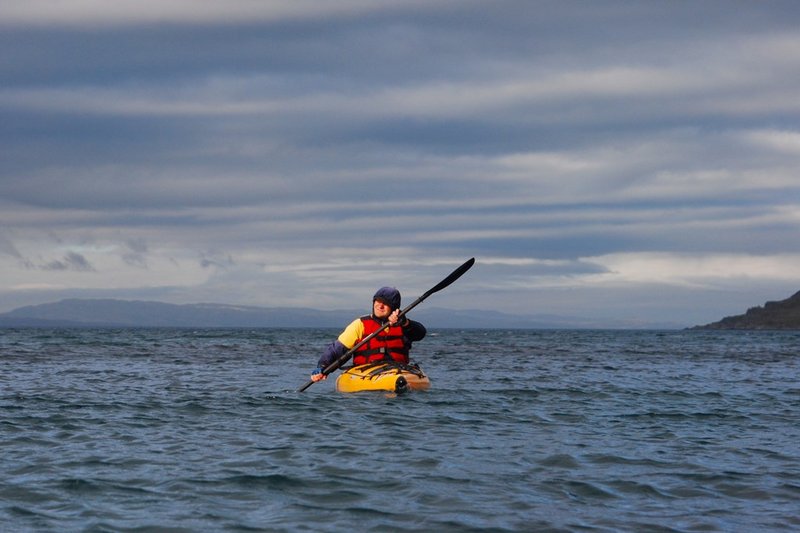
[373,287,401,310]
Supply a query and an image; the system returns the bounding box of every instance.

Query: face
[373,299,393,319]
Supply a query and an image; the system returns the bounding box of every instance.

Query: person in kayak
[310,287,427,382]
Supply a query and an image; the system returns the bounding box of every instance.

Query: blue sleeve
[404,319,426,342]
[317,339,349,369]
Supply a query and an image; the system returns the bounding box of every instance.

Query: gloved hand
[310,367,327,382]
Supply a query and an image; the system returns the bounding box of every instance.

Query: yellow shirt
[337,318,365,349]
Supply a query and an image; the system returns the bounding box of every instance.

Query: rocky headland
[692,290,800,330]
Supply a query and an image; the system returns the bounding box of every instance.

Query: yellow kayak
[335,362,431,394]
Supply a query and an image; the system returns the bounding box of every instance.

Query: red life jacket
[351,315,410,366]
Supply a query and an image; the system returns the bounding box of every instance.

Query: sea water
[1,328,798,532]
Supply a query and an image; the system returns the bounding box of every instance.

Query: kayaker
[310,287,427,382]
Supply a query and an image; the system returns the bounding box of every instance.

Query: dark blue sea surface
[1,328,799,532]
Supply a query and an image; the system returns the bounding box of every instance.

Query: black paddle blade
[425,257,475,297]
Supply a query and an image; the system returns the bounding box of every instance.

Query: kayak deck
[335,361,430,394]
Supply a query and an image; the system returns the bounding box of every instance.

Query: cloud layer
[2,1,800,326]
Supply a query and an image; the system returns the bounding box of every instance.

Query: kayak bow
[335,362,430,394]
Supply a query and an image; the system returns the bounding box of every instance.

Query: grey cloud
[0,1,441,28]
[0,234,23,259]
[126,238,149,255]
[2,2,800,324]
[41,252,96,272]
[200,253,236,269]
[121,238,149,268]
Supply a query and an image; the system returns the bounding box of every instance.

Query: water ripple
[1,328,799,531]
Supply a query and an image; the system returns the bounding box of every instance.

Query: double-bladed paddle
[297,257,475,392]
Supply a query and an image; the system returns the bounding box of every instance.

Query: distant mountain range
[691,290,800,330]
[4,293,796,330]
[0,299,355,329]
[0,298,678,329]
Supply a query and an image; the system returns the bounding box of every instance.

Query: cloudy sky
[2,1,800,327]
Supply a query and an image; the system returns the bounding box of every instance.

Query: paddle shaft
[297,257,475,392]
